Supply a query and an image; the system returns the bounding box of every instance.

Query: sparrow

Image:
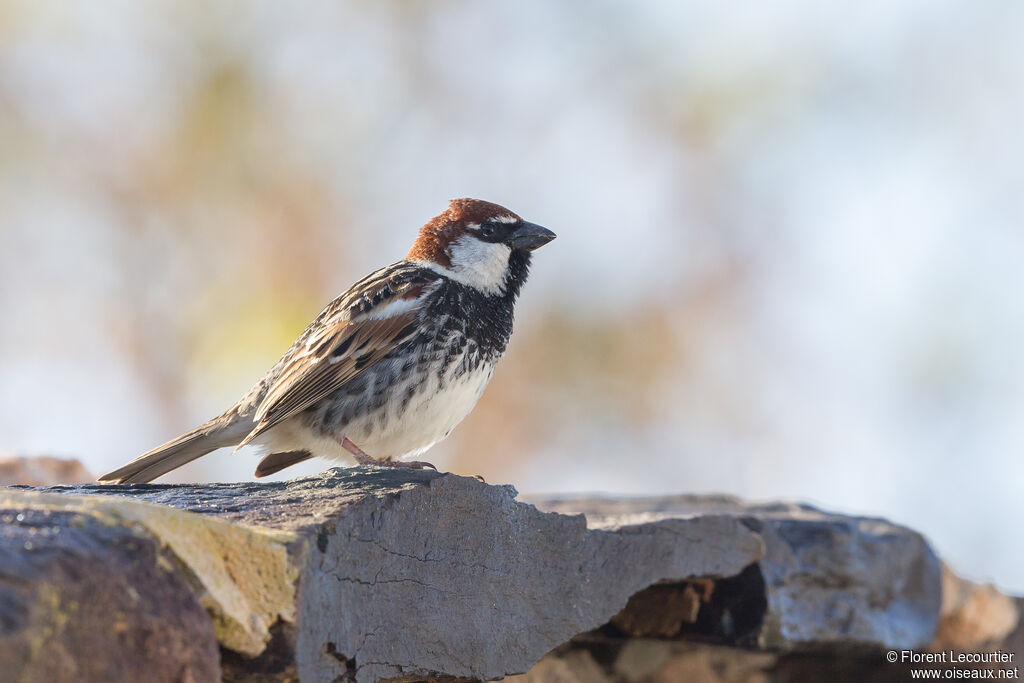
[99,198,555,484]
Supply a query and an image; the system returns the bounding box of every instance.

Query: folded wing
[235,271,437,449]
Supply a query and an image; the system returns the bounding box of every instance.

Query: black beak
[508,222,556,251]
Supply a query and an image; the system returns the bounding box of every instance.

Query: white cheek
[437,236,512,295]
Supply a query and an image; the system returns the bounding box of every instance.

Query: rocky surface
[532,495,943,651]
[0,499,220,682]
[0,467,1017,682]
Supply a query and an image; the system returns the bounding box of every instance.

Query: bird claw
[342,437,436,470]
[389,459,437,471]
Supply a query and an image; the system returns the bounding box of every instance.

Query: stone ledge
[0,468,1015,682]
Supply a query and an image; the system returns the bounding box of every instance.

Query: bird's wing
[235,265,441,449]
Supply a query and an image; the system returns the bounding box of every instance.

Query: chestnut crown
[406,198,555,295]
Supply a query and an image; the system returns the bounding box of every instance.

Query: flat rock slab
[0,468,946,682]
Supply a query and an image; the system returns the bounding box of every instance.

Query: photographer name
[900,650,1016,664]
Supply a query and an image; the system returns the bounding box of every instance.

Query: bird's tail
[98,415,252,484]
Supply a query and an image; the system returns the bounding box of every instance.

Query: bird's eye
[479,223,497,238]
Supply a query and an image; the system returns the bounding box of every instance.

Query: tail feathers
[98,417,251,484]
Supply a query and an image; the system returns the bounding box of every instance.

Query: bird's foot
[342,437,437,471]
[384,459,438,470]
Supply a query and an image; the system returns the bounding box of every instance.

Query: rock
[0,488,298,660]
[506,638,777,683]
[612,640,774,683]
[0,494,220,682]
[68,470,763,682]
[0,455,94,486]
[0,469,1006,682]
[935,564,1020,650]
[507,649,612,683]
[532,495,943,651]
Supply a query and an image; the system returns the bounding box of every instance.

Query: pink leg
[341,437,437,471]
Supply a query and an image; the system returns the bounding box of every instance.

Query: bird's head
[407,198,556,296]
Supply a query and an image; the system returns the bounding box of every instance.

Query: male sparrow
[99,199,555,484]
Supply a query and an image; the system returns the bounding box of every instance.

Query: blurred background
[1,2,1022,591]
